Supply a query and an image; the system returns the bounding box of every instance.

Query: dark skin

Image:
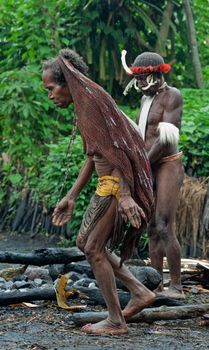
[42,69,155,335]
[136,73,184,299]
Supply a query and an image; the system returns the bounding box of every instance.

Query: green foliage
[138,232,149,258]
[0,62,74,212]
[1,0,209,93]
[0,64,74,196]
[192,0,209,87]
[1,66,53,164]
[180,89,209,177]
[0,0,185,95]
[171,0,209,88]
[34,135,97,235]
[0,0,81,71]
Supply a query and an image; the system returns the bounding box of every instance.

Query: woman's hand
[52,197,75,226]
[118,195,146,228]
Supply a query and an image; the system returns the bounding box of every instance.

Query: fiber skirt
[79,193,123,250]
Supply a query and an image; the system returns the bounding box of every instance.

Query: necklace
[57,114,77,203]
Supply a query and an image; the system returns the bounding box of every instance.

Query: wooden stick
[71,304,209,325]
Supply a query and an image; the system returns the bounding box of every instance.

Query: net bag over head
[56,54,154,262]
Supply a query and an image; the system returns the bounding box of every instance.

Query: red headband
[130,63,171,75]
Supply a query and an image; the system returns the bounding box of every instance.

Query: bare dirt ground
[0,231,209,350]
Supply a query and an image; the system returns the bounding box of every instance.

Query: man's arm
[148,90,182,164]
[52,156,95,226]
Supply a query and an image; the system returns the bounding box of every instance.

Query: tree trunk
[0,288,55,306]
[155,1,174,56]
[99,38,107,81]
[0,285,185,307]
[0,247,85,266]
[183,0,204,88]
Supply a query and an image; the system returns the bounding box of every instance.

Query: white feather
[158,122,179,145]
[121,50,133,75]
[123,78,136,96]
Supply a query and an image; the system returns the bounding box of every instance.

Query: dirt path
[0,232,209,350]
[1,306,209,350]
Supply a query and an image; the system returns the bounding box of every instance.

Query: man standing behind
[122,51,185,299]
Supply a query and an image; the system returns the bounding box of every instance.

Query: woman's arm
[112,168,145,229]
[52,156,95,226]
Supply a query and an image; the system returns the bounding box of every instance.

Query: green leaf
[8,173,22,185]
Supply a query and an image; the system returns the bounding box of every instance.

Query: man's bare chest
[146,106,164,126]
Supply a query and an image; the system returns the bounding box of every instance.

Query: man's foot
[81,319,128,335]
[156,286,185,300]
[122,291,156,319]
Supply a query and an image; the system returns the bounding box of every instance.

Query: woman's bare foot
[156,286,185,300]
[81,319,128,335]
[122,291,156,319]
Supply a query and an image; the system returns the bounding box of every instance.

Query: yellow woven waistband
[160,151,183,164]
[96,176,120,200]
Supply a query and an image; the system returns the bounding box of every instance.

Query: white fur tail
[158,122,179,145]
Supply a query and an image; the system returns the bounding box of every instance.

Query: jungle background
[0,0,208,258]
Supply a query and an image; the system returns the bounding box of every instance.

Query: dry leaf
[54,274,86,310]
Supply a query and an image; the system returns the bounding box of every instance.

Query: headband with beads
[121,50,171,95]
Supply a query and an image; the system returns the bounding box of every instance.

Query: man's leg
[150,160,184,298]
[77,198,128,334]
[148,217,165,292]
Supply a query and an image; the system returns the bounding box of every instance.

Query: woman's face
[42,69,72,108]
